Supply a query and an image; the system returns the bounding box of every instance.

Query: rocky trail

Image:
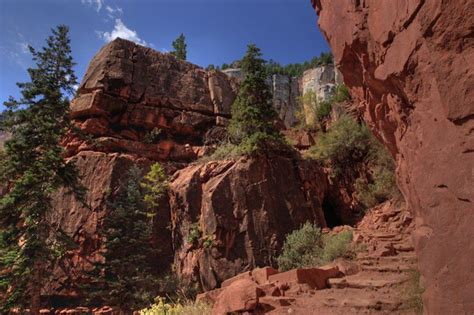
[203,199,420,315]
[277,200,418,315]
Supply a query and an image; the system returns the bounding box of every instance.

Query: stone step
[322,295,403,311]
[308,287,410,313]
[328,272,410,289]
[357,254,417,263]
[361,264,416,273]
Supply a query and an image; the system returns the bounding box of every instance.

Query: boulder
[211,279,262,315]
[196,287,225,305]
[252,267,279,285]
[268,267,340,290]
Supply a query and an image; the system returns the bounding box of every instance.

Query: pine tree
[141,162,168,209]
[87,165,166,312]
[0,25,83,314]
[171,33,187,61]
[228,44,282,151]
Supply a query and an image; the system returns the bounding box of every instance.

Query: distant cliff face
[222,65,342,128]
[312,1,474,313]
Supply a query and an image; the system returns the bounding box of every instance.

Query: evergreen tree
[87,164,166,312]
[228,44,282,151]
[0,25,82,314]
[171,33,187,61]
[141,162,168,209]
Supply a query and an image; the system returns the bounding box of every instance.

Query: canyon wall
[312,1,474,313]
[48,38,357,302]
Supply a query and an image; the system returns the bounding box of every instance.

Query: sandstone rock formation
[169,154,329,291]
[45,38,362,303]
[68,38,238,164]
[312,1,474,313]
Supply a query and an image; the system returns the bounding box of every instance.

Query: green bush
[186,222,201,245]
[321,231,355,262]
[306,116,372,176]
[332,84,351,103]
[155,271,201,301]
[276,222,324,271]
[276,223,356,271]
[306,116,398,209]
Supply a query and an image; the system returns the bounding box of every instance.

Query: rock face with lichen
[312,0,474,313]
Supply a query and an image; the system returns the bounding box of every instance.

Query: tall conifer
[0,25,82,314]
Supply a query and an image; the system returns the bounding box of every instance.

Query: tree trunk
[30,262,42,315]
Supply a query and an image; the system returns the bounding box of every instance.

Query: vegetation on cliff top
[203,44,289,161]
[171,33,187,61]
[0,25,83,313]
[213,51,334,77]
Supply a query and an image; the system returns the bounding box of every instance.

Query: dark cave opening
[322,196,343,228]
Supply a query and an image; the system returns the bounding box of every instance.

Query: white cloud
[81,0,104,12]
[98,19,148,46]
[105,5,123,19]
[105,5,122,15]
[19,42,29,54]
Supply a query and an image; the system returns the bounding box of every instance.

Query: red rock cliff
[312,1,474,313]
[48,38,359,302]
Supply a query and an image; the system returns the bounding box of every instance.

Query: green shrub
[277,223,356,271]
[321,231,355,262]
[332,84,351,103]
[143,128,163,144]
[155,271,201,301]
[306,115,398,209]
[306,116,372,176]
[202,235,213,249]
[141,162,169,209]
[296,84,350,130]
[186,222,201,245]
[276,222,324,271]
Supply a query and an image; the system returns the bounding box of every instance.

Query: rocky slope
[199,199,418,315]
[312,1,474,313]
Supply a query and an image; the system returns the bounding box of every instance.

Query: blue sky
[0,0,329,110]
